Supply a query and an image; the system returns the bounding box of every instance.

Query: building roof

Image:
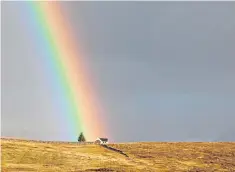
[97,138,108,142]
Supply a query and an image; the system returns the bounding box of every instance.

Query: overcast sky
[2,2,235,142]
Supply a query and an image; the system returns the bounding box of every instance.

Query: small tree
[78,132,86,142]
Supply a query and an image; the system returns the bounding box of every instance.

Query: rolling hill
[1,138,235,171]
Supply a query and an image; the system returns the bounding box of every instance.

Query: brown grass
[1,138,235,171]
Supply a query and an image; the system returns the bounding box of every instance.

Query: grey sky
[2,2,235,142]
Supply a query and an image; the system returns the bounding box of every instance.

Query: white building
[95,137,108,145]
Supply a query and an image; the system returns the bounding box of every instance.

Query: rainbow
[27,2,108,141]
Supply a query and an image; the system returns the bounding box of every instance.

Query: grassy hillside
[1,138,235,171]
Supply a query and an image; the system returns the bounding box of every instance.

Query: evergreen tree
[78,132,86,142]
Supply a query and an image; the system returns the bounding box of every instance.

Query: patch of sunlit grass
[1,138,235,171]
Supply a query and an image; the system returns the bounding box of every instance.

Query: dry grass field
[1,138,235,172]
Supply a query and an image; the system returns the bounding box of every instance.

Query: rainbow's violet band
[28,2,108,141]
